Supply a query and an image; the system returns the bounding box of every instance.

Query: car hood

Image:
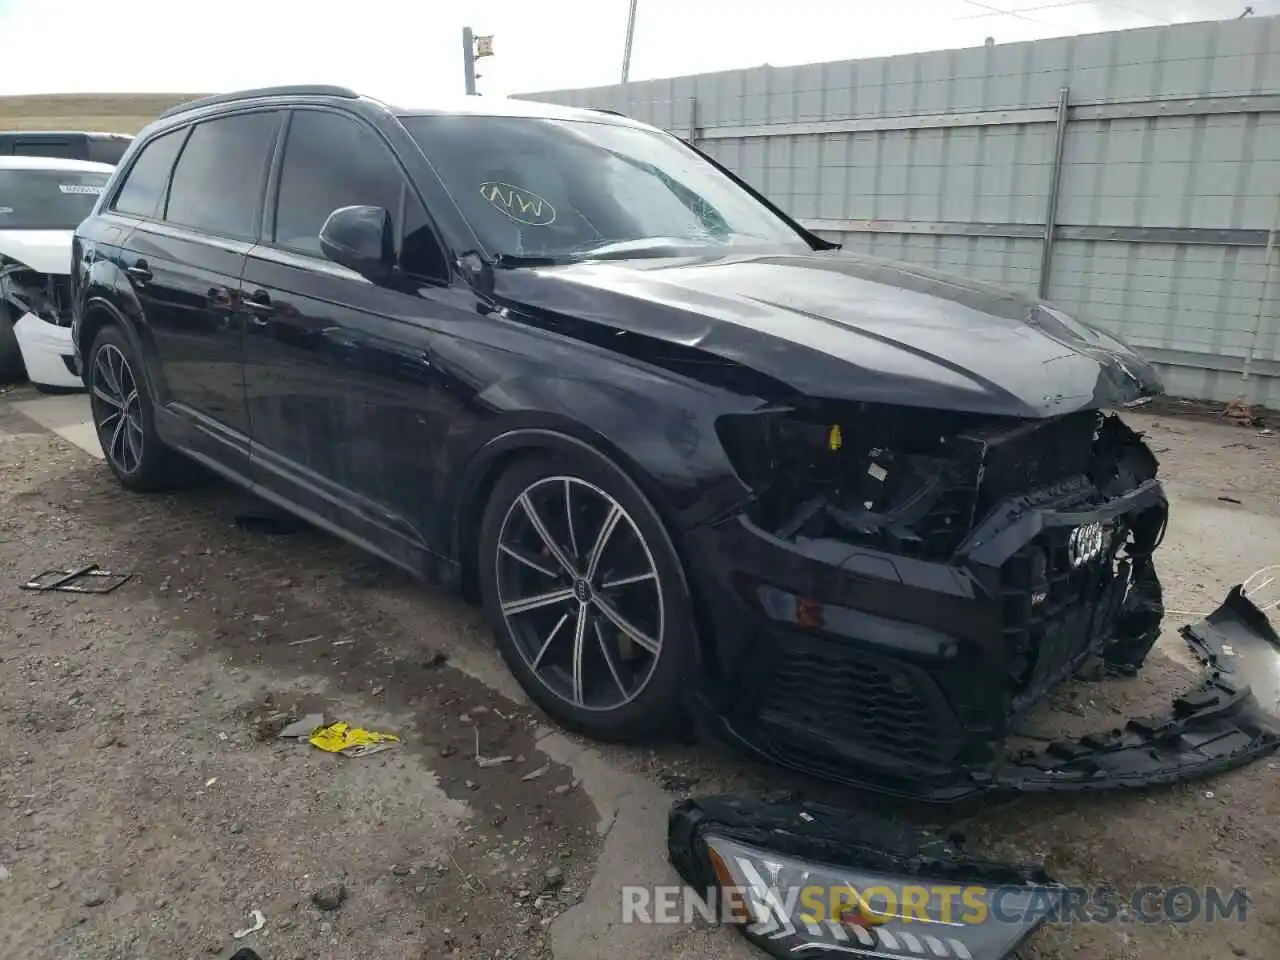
[494,250,1163,418]
[0,230,73,275]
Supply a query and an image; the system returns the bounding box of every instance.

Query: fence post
[1037,86,1070,300]
[1240,192,1280,394]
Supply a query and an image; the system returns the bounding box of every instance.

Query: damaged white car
[1,155,113,390]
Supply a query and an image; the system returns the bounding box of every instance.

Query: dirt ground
[0,93,196,133]
[0,386,1278,960]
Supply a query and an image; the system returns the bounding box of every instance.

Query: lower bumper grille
[756,635,965,770]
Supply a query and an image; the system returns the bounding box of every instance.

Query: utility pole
[462,27,477,95]
[461,28,494,95]
[621,0,639,83]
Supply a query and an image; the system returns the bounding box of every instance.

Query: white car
[1,155,114,390]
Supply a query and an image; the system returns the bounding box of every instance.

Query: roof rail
[590,108,628,117]
[158,85,360,120]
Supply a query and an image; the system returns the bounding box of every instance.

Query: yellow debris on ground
[308,721,400,758]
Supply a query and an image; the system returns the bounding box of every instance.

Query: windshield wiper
[493,252,566,268]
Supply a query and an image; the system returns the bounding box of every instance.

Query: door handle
[126,260,152,283]
[242,290,274,325]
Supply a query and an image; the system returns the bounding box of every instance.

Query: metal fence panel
[521,16,1280,406]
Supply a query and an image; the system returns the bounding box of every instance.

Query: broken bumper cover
[694,481,1280,799]
[994,581,1280,793]
[690,478,1169,800]
[668,793,1058,960]
[12,311,81,388]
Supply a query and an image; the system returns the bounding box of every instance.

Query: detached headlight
[669,795,1058,960]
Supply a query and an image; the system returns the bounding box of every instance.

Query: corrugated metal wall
[522,16,1280,406]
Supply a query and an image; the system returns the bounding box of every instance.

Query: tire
[478,451,697,741]
[0,305,28,384]
[85,323,186,492]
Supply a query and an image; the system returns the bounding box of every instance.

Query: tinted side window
[13,139,80,159]
[112,129,186,218]
[274,111,405,256]
[166,111,279,239]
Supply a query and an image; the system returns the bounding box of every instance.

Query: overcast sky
[0,0,1272,101]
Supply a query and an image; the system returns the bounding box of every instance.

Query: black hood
[493,249,1163,418]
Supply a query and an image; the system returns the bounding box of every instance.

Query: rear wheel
[86,324,185,491]
[478,452,697,741]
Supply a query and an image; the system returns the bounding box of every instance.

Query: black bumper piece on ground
[993,581,1280,793]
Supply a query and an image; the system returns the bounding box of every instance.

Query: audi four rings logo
[1068,521,1107,567]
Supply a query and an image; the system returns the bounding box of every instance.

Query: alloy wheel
[495,476,664,711]
[91,343,145,474]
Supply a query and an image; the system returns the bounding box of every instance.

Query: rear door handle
[126,260,152,283]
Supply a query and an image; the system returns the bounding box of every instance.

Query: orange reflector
[706,846,752,923]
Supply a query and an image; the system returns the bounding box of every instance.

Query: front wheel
[478,452,698,741]
[86,324,185,491]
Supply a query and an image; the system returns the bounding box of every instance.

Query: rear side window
[273,110,404,255]
[166,111,280,239]
[13,139,80,159]
[112,129,186,218]
[0,168,111,230]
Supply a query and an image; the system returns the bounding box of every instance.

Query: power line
[956,0,1114,21]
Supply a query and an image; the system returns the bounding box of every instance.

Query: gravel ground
[0,387,1277,960]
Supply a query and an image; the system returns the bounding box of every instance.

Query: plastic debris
[205,777,218,787]
[21,563,132,594]
[522,764,550,781]
[278,713,326,739]
[232,908,266,939]
[309,721,399,758]
[473,727,512,767]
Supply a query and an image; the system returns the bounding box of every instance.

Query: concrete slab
[13,393,100,460]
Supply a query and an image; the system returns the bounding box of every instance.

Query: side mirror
[318,205,394,280]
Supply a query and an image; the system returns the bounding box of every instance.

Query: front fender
[440,373,756,566]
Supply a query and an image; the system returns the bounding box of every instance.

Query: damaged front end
[693,401,1280,799]
[0,256,82,387]
[1,260,75,329]
[671,582,1280,957]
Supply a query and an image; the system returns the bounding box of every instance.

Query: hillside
[0,93,206,133]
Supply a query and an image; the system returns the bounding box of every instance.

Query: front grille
[1001,520,1132,712]
[756,634,964,769]
[897,412,1101,562]
[965,412,1098,518]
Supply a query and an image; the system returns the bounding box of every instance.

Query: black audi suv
[71,85,1169,798]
